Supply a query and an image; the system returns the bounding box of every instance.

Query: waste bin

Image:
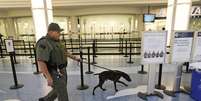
[191,70,201,101]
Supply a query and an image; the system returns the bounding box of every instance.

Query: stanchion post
[95,39,98,52]
[155,64,166,90]
[0,37,5,58]
[70,38,73,52]
[77,51,89,90]
[9,52,24,89]
[78,34,81,48]
[33,46,40,74]
[183,62,191,73]
[121,38,123,54]
[94,39,97,57]
[138,65,147,74]
[23,40,26,53]
[124,39,128,57]
[13,51,17,64]
[29,41,33,58]
[127,42,133,64]
[86,47,94,74]
[0,43,4,58]
[64,40,67,50]
[118,37,121,52]
[91,40,97,64]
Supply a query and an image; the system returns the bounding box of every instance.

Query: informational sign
[171,31,194,63]
[189,62,201,70]
[192,32,201,62]
[191,6,201,16]
[141,31,167,64]
[5,39,14,53]
[191,70,201,101]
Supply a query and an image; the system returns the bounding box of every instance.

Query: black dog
[92,70,131,95]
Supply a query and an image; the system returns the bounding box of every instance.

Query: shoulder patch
[39,44,46,49]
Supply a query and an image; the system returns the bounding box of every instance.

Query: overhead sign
[171,31,194,63]
[141,31,167,64]
[192,32,201,62]
[191,6,201,16]
[5,39,14,53]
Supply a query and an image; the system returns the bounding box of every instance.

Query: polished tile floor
[0,55,195,101]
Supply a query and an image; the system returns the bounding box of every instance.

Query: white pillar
[166,0,192,92]
[31,0,53,42]
[166,0,192,46]
[166,0,177,46]
[69,16,78,33]
[174,0,192,30]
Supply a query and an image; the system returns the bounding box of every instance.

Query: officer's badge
[39,44,46,49]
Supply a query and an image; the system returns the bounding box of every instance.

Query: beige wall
[0,6,167,18]
[0,6,144,17]
[4,18,17,38]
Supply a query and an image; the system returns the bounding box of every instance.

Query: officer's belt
[47,63,66,71]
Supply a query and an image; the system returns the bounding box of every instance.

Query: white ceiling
[0,0,200,17]
[0,0,199,9]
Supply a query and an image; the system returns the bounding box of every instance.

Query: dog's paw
[103,89,106,91]
[92,93,95,95]
[115,89,118,92]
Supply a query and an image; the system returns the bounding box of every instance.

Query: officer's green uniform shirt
[36,35,67,68]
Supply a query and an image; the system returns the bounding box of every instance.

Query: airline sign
[191,6,201,16]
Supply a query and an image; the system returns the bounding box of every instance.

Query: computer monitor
[143,14,155,22]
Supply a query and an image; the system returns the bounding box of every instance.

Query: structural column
[166,0,192,46]
[31,0,53,41]
[164,0,192,96]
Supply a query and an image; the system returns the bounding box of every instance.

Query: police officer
[36,23,80,101]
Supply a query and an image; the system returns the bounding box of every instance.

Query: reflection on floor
[0,56,195,101]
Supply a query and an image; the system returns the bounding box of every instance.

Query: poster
[171,31,194,63]
[192,32,201,62]
[5,39,14,53]
[141,31,167,64]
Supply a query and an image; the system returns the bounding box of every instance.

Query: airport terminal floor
[0,55,194,101]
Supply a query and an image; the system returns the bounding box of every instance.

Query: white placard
[191,6,201,16]
[192,32,201,62]
[5,39,14,53]
[141,31,167,64]
[171,31,194,63]
[189,62,201,70]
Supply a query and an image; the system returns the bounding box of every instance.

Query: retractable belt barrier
[82,60,112,71]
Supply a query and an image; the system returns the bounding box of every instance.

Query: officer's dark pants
[43,68,69,101]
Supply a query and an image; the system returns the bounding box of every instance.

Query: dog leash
[82,60,113,71]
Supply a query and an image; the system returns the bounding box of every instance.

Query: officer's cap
[48,23,64,32]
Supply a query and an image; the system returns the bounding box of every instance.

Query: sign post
[5,39,24,89]
[164,31,194,96]
[137,31,167,100]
